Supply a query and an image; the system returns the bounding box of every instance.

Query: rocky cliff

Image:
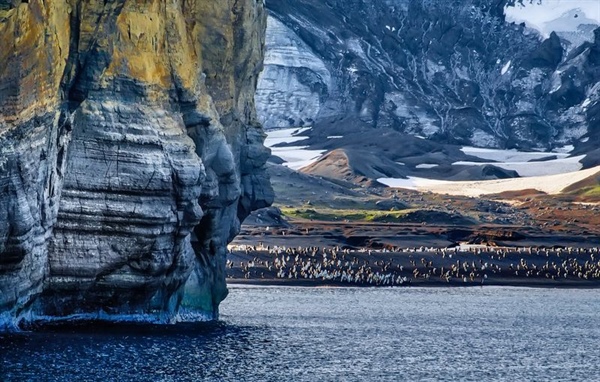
[0,0,273,329]
[257,0,600,153]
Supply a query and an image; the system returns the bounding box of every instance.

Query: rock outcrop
[0,0,273,329]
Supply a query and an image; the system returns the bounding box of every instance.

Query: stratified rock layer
[0,0,273,328]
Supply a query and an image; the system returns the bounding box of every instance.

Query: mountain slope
[256,0,600,155]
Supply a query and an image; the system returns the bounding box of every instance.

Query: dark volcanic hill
[256,0,600,156]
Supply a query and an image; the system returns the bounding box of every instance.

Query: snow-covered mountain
[505,0,599,47]
[256,0,600,158]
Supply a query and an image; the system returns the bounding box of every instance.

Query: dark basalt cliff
[257,0,600,152]
[0,0,273,329]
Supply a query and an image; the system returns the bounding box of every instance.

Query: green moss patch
[280,207,414,223]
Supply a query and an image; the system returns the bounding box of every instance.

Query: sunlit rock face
[257,0,600,153]
[0,0,273,329]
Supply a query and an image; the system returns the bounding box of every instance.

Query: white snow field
[264,127,312,146]
[460,146,571,162]
[378,165,600,197]
[455,146,583,177]
[452,156,585,177]
[505,0,600,39]
[264,128,326,170]
[415,164,440,169]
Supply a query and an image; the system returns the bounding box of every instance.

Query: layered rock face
[257,0,600,152]
[0,0,272,328]
[256,16,333,129]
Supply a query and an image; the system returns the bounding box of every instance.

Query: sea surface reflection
[2,286,600,381]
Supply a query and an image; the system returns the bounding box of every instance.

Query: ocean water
[2,286,600,381]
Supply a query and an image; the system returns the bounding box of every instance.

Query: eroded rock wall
[0,0,272,328]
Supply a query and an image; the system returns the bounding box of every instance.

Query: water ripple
[2,287,600,381]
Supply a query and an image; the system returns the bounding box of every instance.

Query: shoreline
[227,278,600,289]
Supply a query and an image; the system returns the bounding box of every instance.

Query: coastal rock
[0,0,272,328]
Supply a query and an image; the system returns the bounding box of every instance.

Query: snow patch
[470,130,500,148]
[554,145,575,154]
[461,146,569,162]
[327,136,344,139]
[377,177,450,189]
[264,127,312,146]
[346,39,368,61]
[265,127,325,170]
[501,60,511,75]
[505,0,600,39]
[458,146,581,176]
[379,165,600,197]
[549,83,562,94]
[453,155,585,177]
[416,164,439,169]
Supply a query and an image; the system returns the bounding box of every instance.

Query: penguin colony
[227,245,600,286]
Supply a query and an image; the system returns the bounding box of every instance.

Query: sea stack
[0,0,273,329]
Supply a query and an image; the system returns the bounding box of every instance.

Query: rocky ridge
[0,0,273,329]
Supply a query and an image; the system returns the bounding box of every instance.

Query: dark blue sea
[2,286,600,381]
